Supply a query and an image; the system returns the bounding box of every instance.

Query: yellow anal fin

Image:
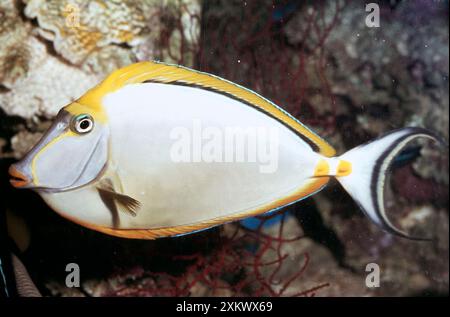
[59,177,330,239]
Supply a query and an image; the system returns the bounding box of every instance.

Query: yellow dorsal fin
[79,61,336,157]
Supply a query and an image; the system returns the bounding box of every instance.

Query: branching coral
[23,0,201,73]
[0,0,201,119]
[79,213,329,297]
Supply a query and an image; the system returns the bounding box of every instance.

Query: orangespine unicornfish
[9,61,446,240]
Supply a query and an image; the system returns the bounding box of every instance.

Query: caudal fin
[336,127,446,240]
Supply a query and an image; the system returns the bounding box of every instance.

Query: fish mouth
[9,165,30,188]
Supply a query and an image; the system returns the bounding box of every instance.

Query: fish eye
[71,114,94,134]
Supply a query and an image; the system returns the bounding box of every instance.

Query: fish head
[9,102,109,192]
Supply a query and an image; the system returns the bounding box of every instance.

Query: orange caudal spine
[313,159,329,177]
[336,160,352,176]
[313,158,352,177]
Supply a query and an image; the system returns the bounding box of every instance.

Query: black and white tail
[335,127,446,240]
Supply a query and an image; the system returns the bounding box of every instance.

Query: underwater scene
[0,0,448,298]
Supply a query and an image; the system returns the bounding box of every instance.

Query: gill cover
[17,109,109,191]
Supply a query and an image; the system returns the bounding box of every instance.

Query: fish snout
[9,164,32,188]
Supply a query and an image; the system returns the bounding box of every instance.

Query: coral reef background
[0,0,448,296]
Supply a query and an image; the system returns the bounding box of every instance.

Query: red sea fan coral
[195,0,344,133]
[105,212,329,297]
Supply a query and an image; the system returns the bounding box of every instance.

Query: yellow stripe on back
[77,61,336,157]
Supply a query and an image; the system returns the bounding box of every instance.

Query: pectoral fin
[97,178,141,219]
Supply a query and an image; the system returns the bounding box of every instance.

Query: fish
[8,61,445,240]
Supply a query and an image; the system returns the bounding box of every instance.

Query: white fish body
[9,62,444,239]
[40,83,324,231]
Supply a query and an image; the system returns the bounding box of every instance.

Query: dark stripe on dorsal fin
[93,61,336,157]
[144,79,323,152]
